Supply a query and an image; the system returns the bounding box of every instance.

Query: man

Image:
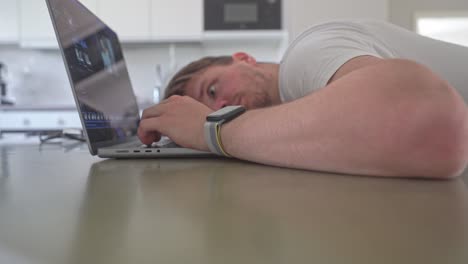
[138,20,468,179]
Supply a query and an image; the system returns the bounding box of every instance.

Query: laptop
[46,0,214,158]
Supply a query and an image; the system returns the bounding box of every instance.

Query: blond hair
[164,56,233,99]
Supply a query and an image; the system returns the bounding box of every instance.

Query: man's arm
[221,58,468,178]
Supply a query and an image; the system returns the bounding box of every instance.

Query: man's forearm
[221,59,468,178]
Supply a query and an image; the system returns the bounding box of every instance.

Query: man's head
[164,52,280,110]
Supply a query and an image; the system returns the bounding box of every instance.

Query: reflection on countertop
[0,144,467,264]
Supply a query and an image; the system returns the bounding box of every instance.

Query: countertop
[1,143,468,264]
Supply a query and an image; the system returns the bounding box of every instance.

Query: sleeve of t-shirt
[284,21,393,98]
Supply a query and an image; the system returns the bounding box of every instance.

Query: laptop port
[145,150,152,153]
[133,150,141,153]
[116,150,129,153]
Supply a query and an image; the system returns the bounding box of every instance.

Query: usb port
[133,150,141,153]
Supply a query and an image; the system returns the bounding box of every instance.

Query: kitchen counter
[0,105,77,111]
[0,106,81,133]
[1,144,468,264]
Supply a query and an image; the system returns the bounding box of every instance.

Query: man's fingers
[141,103,169,120]
[159,95,180,103]
[137,117,163,145]
[141,95,186,119]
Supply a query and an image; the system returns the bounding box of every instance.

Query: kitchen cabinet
[0,0,19,43]
[19,0,150,47]
[97,0,151,41]
[19,0,97,47]
[79,0,98,13]
[151,0,203,41]
[19,0,57,47]
[0,108,81,132]
[15,0,269,47]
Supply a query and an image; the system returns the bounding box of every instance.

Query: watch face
[207,106,246,122]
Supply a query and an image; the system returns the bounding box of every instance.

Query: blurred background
[0,0,467,141]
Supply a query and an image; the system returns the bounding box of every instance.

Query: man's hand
[138,95,213,151]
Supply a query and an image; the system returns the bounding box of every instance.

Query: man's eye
[208,85,216,98]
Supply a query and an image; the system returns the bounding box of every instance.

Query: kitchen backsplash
[0,42,284,110]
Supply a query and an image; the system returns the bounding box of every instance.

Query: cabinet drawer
[0,111,81,131]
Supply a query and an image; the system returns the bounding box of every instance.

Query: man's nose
[213,99,228,110]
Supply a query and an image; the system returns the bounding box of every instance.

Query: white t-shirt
[279,20,468,103]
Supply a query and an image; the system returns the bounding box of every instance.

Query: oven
[204,0,282,30]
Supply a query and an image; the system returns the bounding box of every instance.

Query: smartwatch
[204,105,246,157]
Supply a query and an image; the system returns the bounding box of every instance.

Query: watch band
[204,121,230,157]
[204,106,245,157]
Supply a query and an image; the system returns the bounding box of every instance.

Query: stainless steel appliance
[204,0,282,30]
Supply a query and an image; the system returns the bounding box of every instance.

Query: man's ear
[232,52,257,65]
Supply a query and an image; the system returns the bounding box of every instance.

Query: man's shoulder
[279,19,394,102]
[284,20,373,57]
[285,19,395,57]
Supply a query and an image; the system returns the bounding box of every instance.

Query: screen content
[48,0,139,145]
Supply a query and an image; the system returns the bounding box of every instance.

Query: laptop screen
[47,0,140,152]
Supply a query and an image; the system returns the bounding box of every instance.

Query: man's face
[184,59,272,110]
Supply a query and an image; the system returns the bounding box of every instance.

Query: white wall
[389,0,468,30]
[286,0,388,41]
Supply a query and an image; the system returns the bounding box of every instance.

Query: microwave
[204,0,282,30]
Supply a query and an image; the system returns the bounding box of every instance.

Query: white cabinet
[97,0,151,41]
[151,0,203,41]
[14,0,205,47]
[19,0,57,46]
[0,110,81,131]
[0,0,19,43]
[18,0,97,47]
[79,0,98,13]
